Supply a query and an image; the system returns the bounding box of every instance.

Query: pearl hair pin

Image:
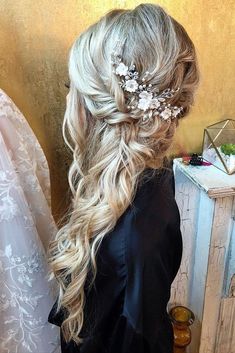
[111,43,184,125]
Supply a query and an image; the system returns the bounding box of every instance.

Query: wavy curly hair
[48,3,200,345]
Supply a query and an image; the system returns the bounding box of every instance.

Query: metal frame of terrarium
[202,119,235,175]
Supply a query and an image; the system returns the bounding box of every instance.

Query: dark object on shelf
[189,153,203,166]
[182,155,211,166]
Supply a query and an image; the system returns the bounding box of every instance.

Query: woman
[0,89,60,353]
[48,3,200,353]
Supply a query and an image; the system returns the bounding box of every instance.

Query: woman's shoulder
[132,165,177,217]
[124,165,182,281]
[122,165,181,256]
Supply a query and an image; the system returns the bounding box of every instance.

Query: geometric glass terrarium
[202,119,235,175]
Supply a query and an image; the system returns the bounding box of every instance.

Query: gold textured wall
[0,0,234,220]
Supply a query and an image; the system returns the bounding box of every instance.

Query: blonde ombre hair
[48,3,200,345]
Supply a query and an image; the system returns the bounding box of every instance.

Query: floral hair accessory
[111,45,184,124]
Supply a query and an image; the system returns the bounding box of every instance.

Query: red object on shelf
[182,155,212,166]
[202,160,212,166]
[182,156,191,164]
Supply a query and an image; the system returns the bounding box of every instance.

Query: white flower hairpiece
[111,46,184,124]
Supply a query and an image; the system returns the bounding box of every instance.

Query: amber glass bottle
[169,305,195,353]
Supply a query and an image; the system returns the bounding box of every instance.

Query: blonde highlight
[48,3,200,345]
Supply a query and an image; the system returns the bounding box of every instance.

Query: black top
[48,167,183,353]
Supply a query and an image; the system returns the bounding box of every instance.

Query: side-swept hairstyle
[48,3,200,344]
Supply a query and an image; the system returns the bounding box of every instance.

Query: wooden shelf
[173,158,235,198]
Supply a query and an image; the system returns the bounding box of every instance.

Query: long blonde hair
[48,3,200,344]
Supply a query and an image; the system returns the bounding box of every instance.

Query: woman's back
[47,3,199,352]
[48,167,182,352]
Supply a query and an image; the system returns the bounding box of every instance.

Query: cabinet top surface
[173,158,235,198]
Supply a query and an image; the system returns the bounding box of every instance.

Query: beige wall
[0,0,234,219]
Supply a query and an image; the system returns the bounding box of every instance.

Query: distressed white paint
[224,199,235,295]
[170,159,235,353]
[170,167,200,306]
[215,297,235,353]
[188,191,215,353]
[199,196,233,353]
[174,158,235,198]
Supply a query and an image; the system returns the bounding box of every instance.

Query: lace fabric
[0,89,61,353]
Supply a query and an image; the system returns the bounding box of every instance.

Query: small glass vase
[169,305,195,353]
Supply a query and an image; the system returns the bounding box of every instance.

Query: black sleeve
[108,169,183,353]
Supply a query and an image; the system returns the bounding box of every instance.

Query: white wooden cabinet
[169,158,235,353]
